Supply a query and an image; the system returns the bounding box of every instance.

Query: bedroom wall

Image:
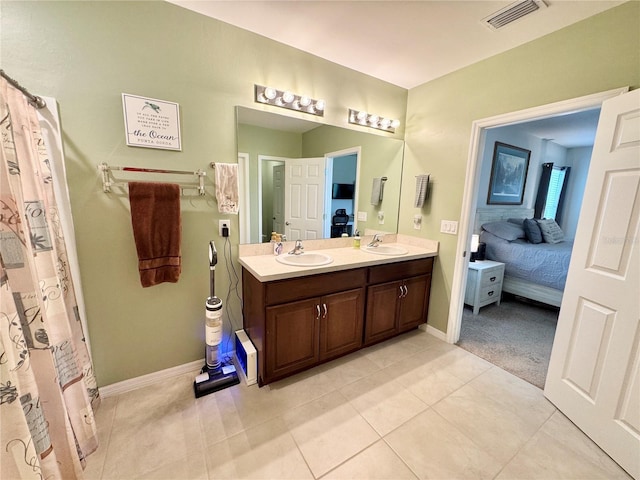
[476,126,570,211]
[403,1,640,334]
[562,147,593,240]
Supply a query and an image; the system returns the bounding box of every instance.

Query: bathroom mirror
[237,106,405,244]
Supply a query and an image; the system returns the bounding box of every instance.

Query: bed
[474,208,573,307]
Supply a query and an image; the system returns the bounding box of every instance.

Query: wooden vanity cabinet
[265,288,364,381]
[242,256,434,386]
[364,258,433,346]
[243,268,366,385]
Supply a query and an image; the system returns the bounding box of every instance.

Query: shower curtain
[0,78,99,479]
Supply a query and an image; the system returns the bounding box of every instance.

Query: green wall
[237,123,302,243]
[1,0,407,386]
[2,0,638,386]
[401,1,640,333]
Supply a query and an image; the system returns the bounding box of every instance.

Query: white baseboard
[419,323,448,342]
[99,359,204,398]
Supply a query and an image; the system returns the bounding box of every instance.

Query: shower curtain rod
[97,162,207,196]
[0,69,47,109]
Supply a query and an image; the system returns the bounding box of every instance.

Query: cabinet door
[319,288,364,361]
[364,281,401,346]
[265,298,319,381]
[398,275,431,332]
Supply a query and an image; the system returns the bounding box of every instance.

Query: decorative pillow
[523,218,543,244]
[507,217,525,226]
[536,218,564,244]
[481,221,526,241]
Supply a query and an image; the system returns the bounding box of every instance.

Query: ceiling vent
[483,0,548,30]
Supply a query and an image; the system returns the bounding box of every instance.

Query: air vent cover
[483,0,547,30]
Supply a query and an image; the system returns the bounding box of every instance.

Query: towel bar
[98,162,207,196]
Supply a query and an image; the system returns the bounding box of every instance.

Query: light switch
[357,211,367,221]
[440,220,458,235]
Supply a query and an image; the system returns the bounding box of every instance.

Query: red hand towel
[129,182,181,287]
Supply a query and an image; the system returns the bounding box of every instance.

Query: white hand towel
[215,163,239,214]
[414,174,430,208]
[371,177,382,206]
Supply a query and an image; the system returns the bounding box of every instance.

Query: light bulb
[315,99,325,111]
[282,91,295,103]
[391,119,400,128]
[299,95,311,107]
[356,111,367,121]
[379,118,391,129]
[368,114,379,125]
[264,87,277,100]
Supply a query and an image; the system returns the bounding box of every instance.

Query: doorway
[455,112,599,388]
[446,87,629,348]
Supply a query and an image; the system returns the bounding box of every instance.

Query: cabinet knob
[490,276,496,282]
[322,303,328,318]
[315,304,321,319]
[488,290,494,296]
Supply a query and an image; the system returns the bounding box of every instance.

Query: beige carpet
[457,297,559,389]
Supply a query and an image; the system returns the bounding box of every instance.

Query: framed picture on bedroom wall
[487,141,531,205]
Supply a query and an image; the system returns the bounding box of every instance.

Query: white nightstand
[464,260,505,315]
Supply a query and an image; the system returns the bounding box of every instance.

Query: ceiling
[499,108,602,148]
[167,0,623,89]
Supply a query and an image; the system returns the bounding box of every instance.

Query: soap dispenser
[353,230,361,249]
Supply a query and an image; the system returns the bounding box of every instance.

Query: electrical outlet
[377,211,385,224]
[413,214,422,230]
[219,219,230,237]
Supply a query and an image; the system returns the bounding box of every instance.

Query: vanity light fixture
[348,109,400,133]
[255,84,325,117]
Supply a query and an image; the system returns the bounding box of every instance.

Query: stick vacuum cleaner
[193,241,239,398]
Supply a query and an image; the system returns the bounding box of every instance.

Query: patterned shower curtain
[0,78,99,479]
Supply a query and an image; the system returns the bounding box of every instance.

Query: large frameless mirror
[236,106,405,244]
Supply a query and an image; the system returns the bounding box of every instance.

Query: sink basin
[276,252,334,267]
[362,245,408,256]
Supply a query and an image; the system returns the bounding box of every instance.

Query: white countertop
[239,234,439,282]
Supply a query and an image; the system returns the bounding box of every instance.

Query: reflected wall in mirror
[237,107,405,244]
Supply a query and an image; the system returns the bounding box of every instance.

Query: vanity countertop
[239,234,439,282]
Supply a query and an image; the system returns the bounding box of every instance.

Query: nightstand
[464,260,505,315]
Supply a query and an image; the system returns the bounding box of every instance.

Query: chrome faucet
[367,234,383,247]
[289,239,304,255]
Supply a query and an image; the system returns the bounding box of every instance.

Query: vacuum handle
[209,241,218,268]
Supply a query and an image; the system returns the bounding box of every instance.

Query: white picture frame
[122,93,181,151]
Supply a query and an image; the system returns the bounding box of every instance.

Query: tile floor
[84,331,631,480]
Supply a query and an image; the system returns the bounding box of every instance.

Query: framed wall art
[487,142,530,205]
[122,93,182,151]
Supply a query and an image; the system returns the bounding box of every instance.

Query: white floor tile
[385,409,503,479]
[283,390,380,477]
[88,331,628,480]
[322,440,419,479]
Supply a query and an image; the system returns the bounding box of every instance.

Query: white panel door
[284,157,325,241]
[272,165,285,236]
[545,89,640,479]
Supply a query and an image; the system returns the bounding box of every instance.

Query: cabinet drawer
[478,283,502,303]
[480,267,503,287]
[368,257,433,284]
[265,268,366,306]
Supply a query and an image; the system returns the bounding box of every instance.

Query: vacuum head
[193,365,239,398]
